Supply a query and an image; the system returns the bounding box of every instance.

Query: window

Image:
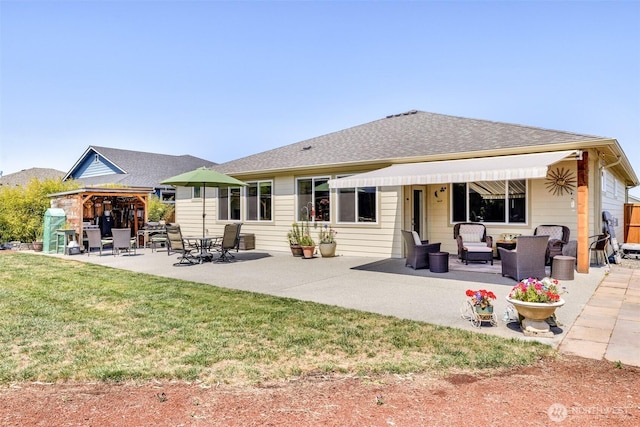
[452,180,526,224]
[296,177,330,222]
[337,185,377,223]
[218,187,241,221]
[192,187,202,199]
[246,181,272,221]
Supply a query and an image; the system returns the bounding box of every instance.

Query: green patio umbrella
[161,167,247,238]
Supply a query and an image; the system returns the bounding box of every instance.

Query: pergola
[48,186,153,243]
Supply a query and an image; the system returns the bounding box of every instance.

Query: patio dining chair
[165,224,198,265]
[85,228,112,256]
[589,234,610,267]
[111,228,136,256]
[211,223,242,262]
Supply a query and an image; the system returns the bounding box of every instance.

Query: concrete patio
[48,247,639,367]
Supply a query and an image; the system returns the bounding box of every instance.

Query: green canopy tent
[161,167,247,238]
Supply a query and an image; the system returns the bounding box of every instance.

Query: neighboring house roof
[0,168,65,187]
[64,146,217,188]
[215,109,630,177]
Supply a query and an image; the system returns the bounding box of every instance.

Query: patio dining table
[184,236,221,263]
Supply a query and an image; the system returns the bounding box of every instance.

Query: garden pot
[32,241,43,252]
[474,305,494,315]
[506,297,565,337]
[290,244,303,257]
[301,245,316,259]
[319,242,336,257]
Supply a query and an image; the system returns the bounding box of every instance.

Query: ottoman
[462,246,494,265]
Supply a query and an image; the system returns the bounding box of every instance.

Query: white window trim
[296,176,331,223]
[450,180,529,226]
[334,174,379,225]
[245,180,274,222]
[218,186,242,222]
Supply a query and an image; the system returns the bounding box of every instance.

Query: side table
[428,251,449,273]
[56,229,77,255]
[552,255,575,280]
[495,240,517,260]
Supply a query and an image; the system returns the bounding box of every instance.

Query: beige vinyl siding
[601,166,626,241]
[528,161,578,239]
[173,186,221,237]
[427,184,457,255]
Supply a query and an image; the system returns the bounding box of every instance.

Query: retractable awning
[328,151,576,189]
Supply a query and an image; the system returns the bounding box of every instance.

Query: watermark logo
[548,403,568,422]
[548,403,628,421]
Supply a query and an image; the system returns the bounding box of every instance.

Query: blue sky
[1,1,639,196]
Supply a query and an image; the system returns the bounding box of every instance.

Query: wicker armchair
[498,235,548,281]
[453,223,493,259]
[534,225,570,265]
[401,230,442,270]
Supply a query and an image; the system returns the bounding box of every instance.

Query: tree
[147,195,175,223]
[0,178,80,242]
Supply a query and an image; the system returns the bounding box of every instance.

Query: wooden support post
[577,152,589,273]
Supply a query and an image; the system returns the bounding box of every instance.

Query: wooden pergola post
[577,152,589,273]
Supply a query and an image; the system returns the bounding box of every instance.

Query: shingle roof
[0,168,66,187]
[215,110,609,175]
[68,146,217,188]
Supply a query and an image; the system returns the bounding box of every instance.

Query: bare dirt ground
[1,356,639,426]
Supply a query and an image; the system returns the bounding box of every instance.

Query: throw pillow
[411,231,422,246]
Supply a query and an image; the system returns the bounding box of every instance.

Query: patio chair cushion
[411,231,422,246]
[460,232,483,243]
[464,245,492,253]
[536,225,564,241]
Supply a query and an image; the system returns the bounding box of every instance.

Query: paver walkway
[558,267,640,367]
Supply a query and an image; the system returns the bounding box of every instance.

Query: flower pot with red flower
[506,277,565,338]
[462,289,498,327]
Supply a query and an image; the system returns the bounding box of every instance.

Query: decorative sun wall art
[545,167,576,196]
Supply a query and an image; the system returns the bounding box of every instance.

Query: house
[171,110,639,273]
[44,146,216,244]
[64,145,217,202]
[0,168,65,187]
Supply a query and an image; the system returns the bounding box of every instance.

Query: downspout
[603,155,622,171]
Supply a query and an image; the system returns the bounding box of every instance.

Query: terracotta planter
[319,242,336,257]
[506,297,565,337]
[301,245,316,259]
[32,241,43,252]
[290,244,303,257]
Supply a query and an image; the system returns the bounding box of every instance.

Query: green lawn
[0,252,554,384]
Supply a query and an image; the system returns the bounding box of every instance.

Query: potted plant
[287,222,303,257]
[318,225,337,257]
[297,220,316,259]
[465,289,497,314]
[32,225,44,252]
[506,277,565,337]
